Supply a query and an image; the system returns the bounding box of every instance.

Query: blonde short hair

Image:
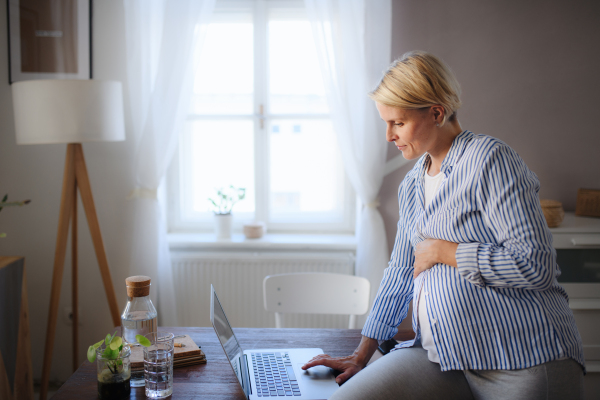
[369,51,462,125]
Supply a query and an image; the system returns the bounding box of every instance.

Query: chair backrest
[263,272,370,329]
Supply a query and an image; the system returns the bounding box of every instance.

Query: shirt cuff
[361,314,398,341]
[456,242,485,288]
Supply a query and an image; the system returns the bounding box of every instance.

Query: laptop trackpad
[298,365,335,380]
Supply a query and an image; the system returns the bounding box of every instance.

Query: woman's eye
[394,122,403,126]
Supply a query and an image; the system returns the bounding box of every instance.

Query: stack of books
[130,335,206,371]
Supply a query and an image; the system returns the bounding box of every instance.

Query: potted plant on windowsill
[208,185,246,240]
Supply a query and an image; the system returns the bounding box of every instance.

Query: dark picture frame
[7,0,92,84]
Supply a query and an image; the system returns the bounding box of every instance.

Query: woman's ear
[431,105,445,125]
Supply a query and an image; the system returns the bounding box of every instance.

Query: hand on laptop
[302,354,361,385]
[301,336,379,385]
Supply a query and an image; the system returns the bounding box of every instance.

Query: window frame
[167,0,355,234]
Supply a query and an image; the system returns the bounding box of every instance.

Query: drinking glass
[143,332,175,399]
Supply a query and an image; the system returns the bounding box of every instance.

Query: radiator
[171,251,355,329]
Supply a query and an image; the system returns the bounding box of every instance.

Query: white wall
[0,0,136,383]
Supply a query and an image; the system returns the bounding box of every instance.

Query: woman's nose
[386,126,397,142]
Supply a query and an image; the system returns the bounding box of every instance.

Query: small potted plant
[208,185,246,239]
[87,331,150,399]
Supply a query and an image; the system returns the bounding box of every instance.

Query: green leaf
[103,346,119,360]
[135,334,151,347]
[87,345,97,363]
[2,194,7,202]
[109,336,122,351]
[110,348,119,359]
[118,344,123,352]
[93,339,104,350]
[104,330,117,347]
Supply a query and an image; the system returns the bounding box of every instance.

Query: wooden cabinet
[0,257,34,400]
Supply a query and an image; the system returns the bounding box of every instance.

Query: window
[168,0,354,233]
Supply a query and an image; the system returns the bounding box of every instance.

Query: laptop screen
[210,285,244,386]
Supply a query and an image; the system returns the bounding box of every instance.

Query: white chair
[263,273,370,329]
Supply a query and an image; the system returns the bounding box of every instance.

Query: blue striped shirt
[362,130,585,372]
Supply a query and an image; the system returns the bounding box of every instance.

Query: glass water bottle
[121,275,157,387]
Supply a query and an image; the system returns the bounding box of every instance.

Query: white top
[418,169,445,362]
[424,170,445,208]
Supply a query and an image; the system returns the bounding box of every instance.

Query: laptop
[210,285,340,399]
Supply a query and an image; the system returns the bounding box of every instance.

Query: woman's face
[376,103,438,161]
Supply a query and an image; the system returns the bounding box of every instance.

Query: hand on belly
[414,239,459,278]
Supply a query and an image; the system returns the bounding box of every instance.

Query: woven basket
[540,199,564,228]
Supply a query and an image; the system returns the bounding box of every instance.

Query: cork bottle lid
[125,275,151,297]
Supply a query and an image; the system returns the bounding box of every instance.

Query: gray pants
[330,343,584,400]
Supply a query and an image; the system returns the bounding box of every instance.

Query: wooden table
[52,327,364,399]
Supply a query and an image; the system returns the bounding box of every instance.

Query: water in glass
[144,332,174,399]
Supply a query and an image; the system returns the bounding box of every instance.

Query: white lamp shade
[12,80,126,145]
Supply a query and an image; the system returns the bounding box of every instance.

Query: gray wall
[381,0,600,254]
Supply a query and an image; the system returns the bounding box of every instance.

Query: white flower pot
[214,213,232,239]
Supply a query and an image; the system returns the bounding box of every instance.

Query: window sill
[168,232,357,252]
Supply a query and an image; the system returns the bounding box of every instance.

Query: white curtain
[122,0,215,325]
[304,0,392,324]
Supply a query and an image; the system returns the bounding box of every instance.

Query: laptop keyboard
[251,352,301,397]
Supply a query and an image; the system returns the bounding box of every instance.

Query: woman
[302,51,585,399]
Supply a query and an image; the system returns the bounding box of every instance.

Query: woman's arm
[302,221,414,384]
[413,145,556,291]
[302,179,419,384]
[456,144,556,290]
[361,177,418,340]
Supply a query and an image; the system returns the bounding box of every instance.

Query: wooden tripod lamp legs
[39,146,75,400]
[71,179,78,373]
[39,144,121,400]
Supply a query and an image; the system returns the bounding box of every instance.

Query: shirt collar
[416,130,473,178]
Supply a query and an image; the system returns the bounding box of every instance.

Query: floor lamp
[11,80,126,400]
